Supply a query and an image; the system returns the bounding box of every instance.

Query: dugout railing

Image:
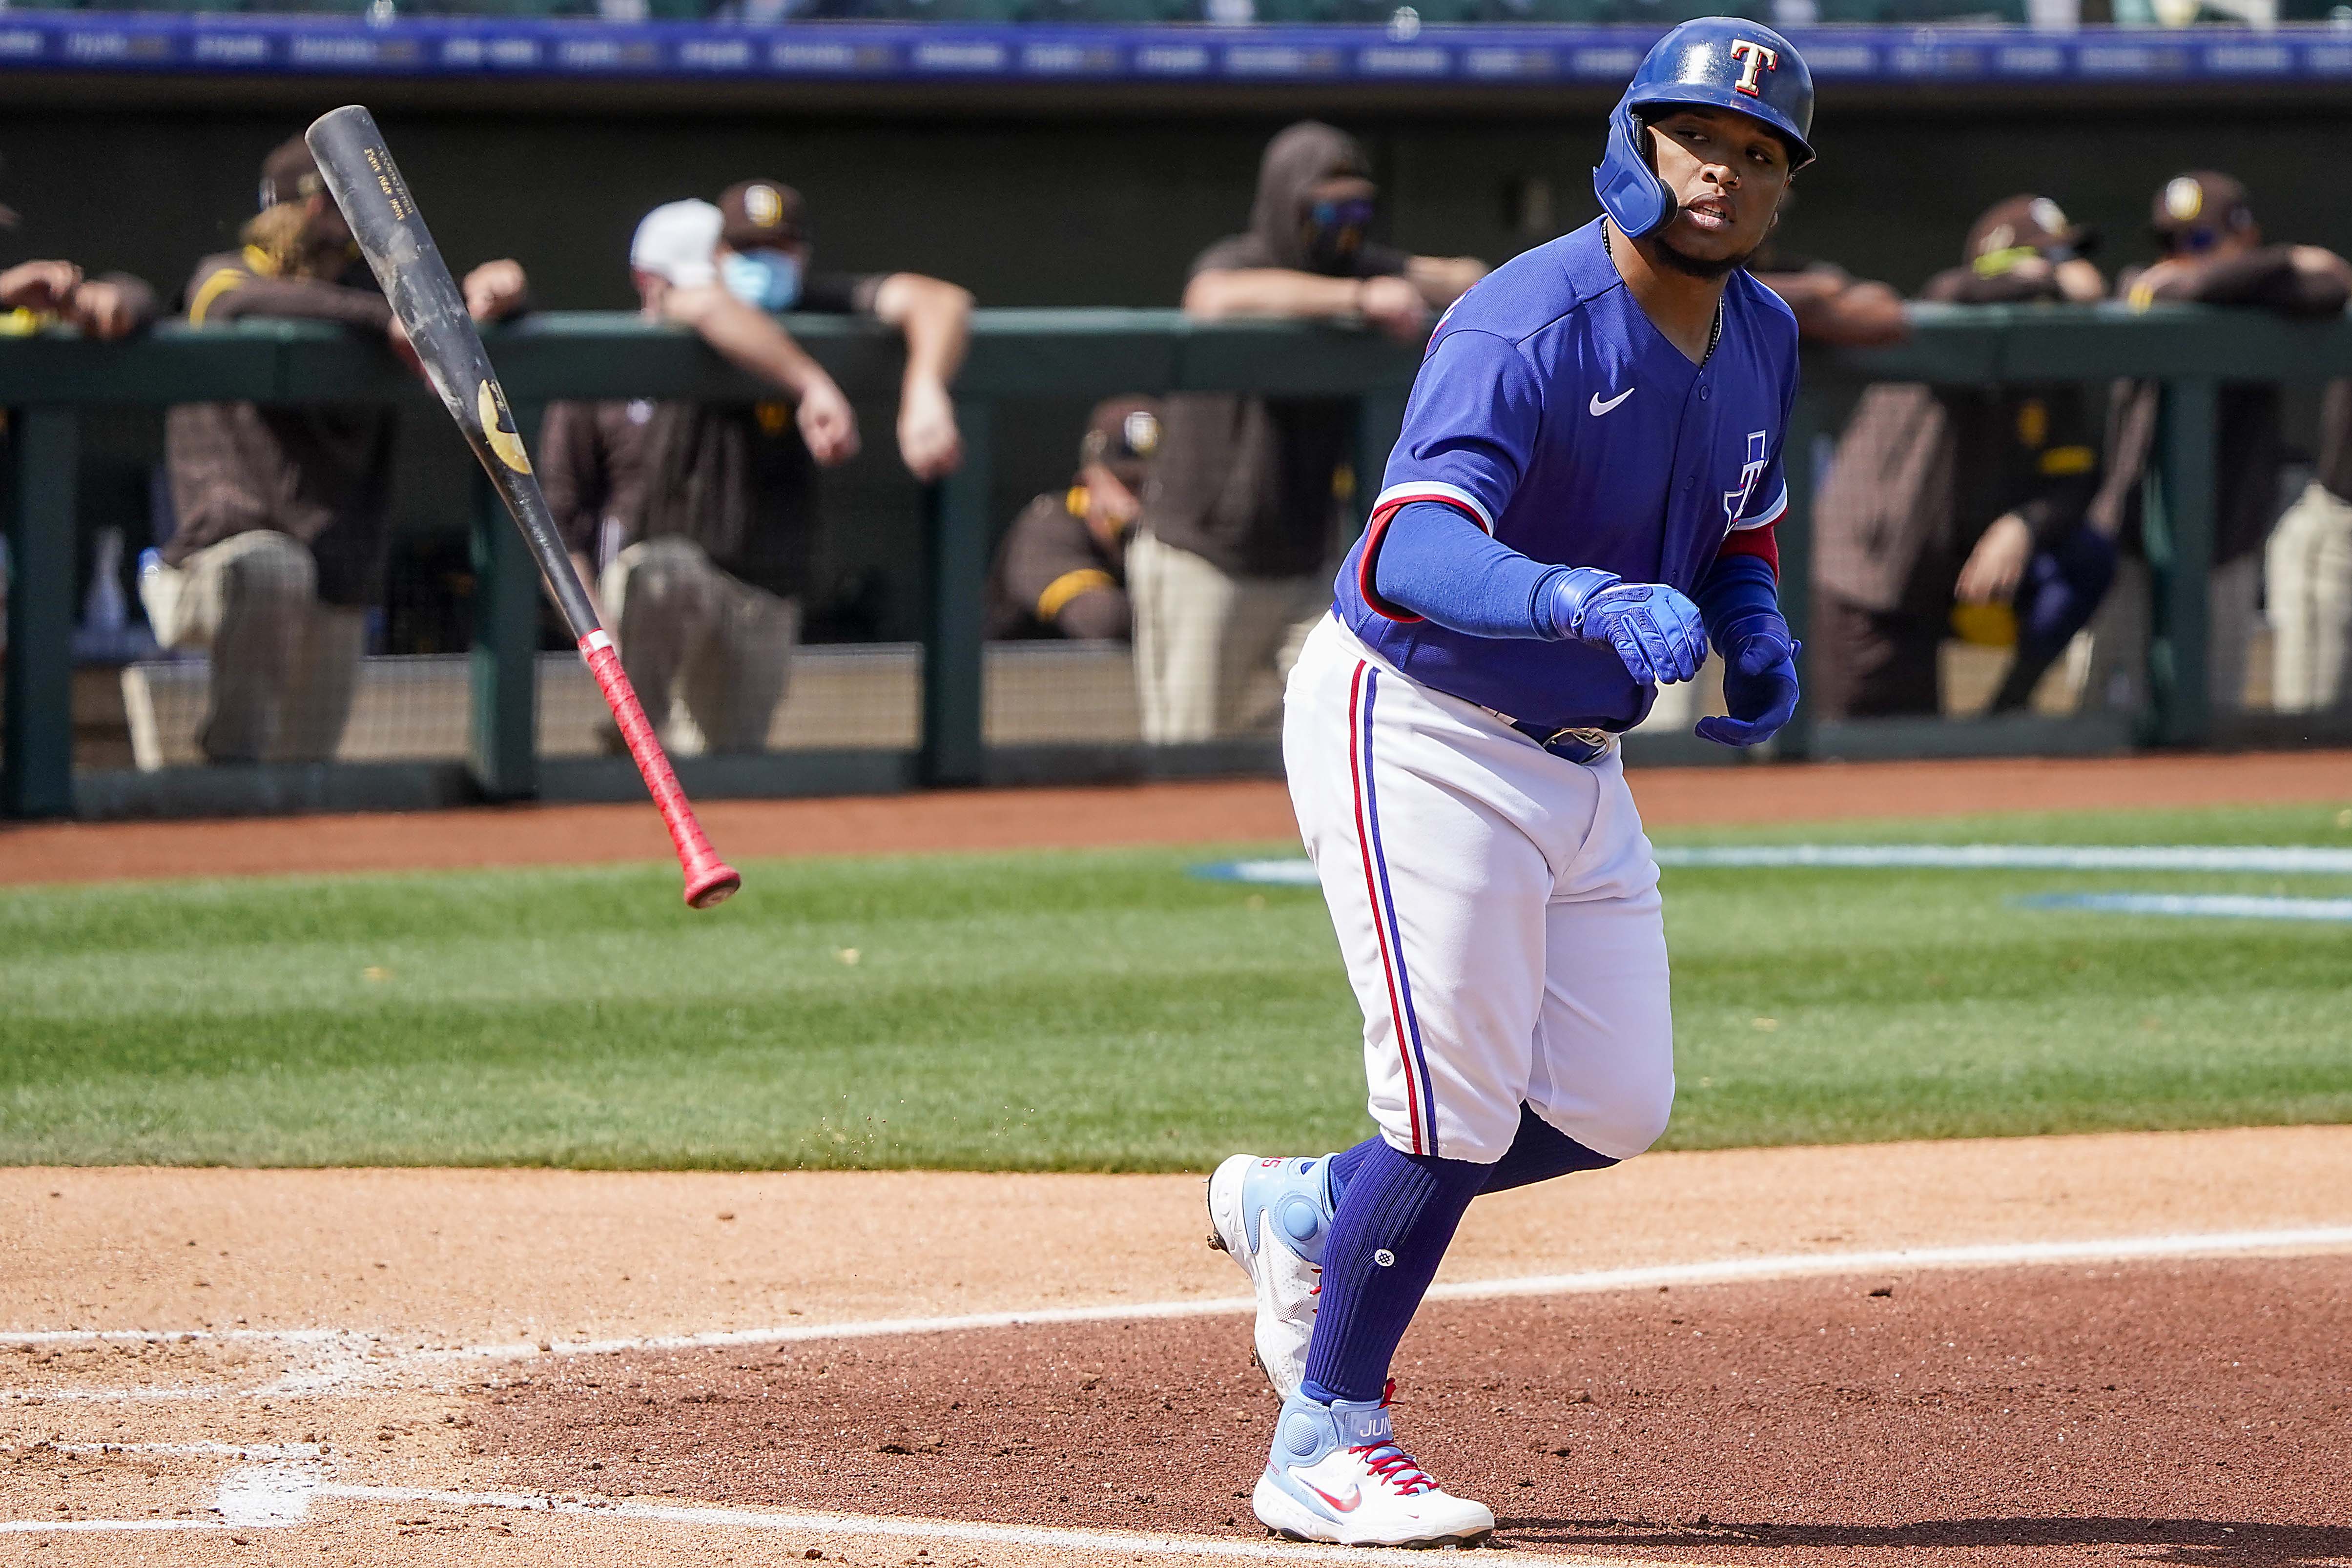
[2,303,2348,821]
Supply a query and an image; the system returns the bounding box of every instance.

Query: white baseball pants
[1130,529,1328,743]
[601,538,801,755]
[139,529,366,765]
[1283,615,1675,1166]
[2266,479,2352,713]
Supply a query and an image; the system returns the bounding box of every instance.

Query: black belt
[1480,707,1616,764]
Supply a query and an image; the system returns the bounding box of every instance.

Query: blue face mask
[1302,196,1376,272]
[721,248,803,311]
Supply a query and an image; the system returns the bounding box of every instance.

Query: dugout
[2,41,2351,813]
[7,54,2352,639]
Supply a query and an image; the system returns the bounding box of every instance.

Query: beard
[1644,220,1762,281]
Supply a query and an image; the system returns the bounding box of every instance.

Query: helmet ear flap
[1593,102,1676,239]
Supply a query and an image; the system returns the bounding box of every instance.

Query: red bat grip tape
[581,632,742,909]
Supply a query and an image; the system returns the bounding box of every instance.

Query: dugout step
[114,639,1153,772]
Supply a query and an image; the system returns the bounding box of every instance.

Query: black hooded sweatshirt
[1140,122,1408,580]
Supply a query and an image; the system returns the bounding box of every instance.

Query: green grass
[3,802,2349,1169]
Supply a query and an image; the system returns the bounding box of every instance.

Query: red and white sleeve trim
[1369,479,1496,535]
[1716,520,1779,577]
[1729,481,1787,532]
[1357,483,1496,622]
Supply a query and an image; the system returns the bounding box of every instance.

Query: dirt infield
[3,749,2349,887]
[485,1254,2352,1566]
[5,1128,2351,1565]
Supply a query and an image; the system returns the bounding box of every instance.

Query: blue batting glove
[1544,568,1710,686]
[1695,612,1800,746]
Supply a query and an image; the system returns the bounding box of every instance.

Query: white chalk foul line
[433,1293,1262,1367]
[432,1224,2352,1368]
[8,1226,2352,1406]
[430,1227,2320,1371]
[1420,1225,2352,1304]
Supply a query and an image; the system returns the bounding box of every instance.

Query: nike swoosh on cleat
[1589,387,1634,416]
[1304,1482,1362,1513]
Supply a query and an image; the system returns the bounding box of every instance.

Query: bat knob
[684,862,743,910]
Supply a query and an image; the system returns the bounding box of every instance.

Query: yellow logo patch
[478,381,532,475]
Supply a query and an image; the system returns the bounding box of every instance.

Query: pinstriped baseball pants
[1282,614,1676,1166]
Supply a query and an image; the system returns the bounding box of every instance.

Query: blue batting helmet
[1593,18,1816,239]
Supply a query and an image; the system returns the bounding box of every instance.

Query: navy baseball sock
[1322,1137,1376,1201]
[1298,1138,1486,1406]
[1480,1103,1618,1194]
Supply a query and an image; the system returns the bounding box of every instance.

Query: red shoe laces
[1349,1381,1434,1495]
[1350,1444,1436,1496]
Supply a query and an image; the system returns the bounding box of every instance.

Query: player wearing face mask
[535,191,970,755]
[714,180,972,486]
[1135,122,1487,744]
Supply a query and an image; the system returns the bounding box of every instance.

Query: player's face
[1645,107,1792,271]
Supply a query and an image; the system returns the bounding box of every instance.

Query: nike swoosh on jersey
[1589,388,1635,416]
[1305,1482,1363,1513]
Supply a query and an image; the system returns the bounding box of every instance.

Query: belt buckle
[1543,726,1613,763]
[1478,705,1612,763]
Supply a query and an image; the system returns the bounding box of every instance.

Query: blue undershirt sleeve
[1690,550,1781,646]
[1370,501,1570,641]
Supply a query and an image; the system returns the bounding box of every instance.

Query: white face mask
[721,248,803,312]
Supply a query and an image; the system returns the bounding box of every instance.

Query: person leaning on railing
[0,251,155,343]
[0,224,158,666]
[150,135,530,766]
[985,397,1159,643]
[536,182,972,756]
[1810,195,2106,721]
[1132,121,1486,744]
[2080,171,2352,717]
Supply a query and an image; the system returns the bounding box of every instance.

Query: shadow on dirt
[1500,1515,2352,1565]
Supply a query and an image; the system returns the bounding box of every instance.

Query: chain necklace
[1604,221,1724,364]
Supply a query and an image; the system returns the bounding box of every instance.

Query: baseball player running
[1206,19,1812,1547]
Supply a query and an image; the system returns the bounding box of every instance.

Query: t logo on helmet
[1728,38,1778,96]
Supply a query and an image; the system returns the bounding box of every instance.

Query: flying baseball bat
[306,104,740,910]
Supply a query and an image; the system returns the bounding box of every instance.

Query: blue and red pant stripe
[1346,661,1440,1157]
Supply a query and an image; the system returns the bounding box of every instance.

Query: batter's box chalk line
[0,1327,387,1404]
[8,1467,1676,1564]
[1195,844,2352,885]
[6,1226,2350,1411]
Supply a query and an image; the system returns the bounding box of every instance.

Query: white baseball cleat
[1205,1154,1333,1398]
[1252,1388,1496,1548]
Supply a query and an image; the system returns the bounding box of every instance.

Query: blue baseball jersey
[1336,218,1799,734]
